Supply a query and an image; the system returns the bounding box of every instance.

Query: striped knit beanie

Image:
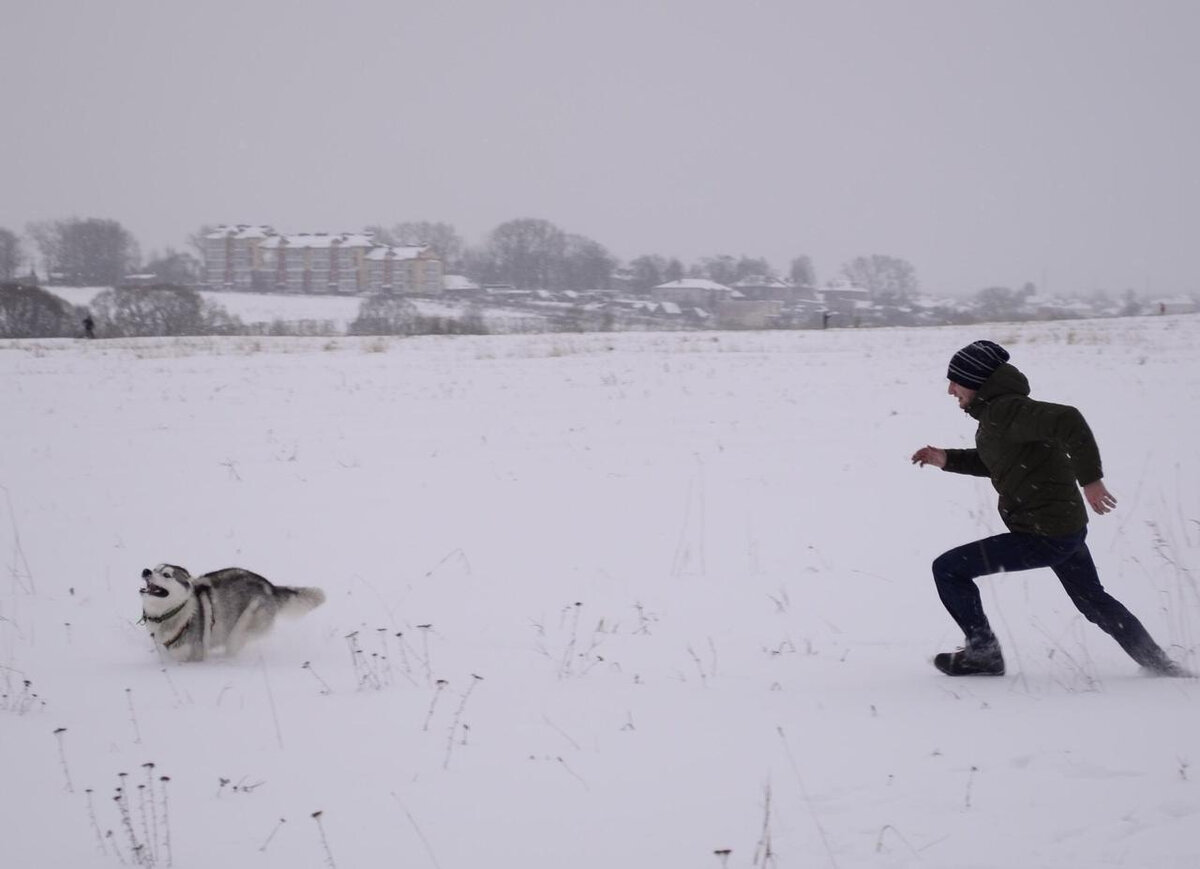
[947,340,1010,389]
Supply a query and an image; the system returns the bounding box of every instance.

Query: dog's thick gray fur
[140,563,325,662]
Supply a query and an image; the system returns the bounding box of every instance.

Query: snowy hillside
[2,316,1198,868]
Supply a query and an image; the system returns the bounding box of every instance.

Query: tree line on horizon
[0,216,922,302]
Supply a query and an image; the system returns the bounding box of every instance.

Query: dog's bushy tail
[276,585,326,616]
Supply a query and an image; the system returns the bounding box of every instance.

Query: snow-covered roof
[652,279,733,292]
[206,224,276,240]
[442,275,480,291]
[365,245,430,261]
[259,233,376,250]
[822,279,870,296]
[732,275,791,289]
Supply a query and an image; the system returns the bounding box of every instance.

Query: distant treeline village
[0,215,1196,339]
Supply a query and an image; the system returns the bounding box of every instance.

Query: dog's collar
[142,600,189,624]
[160,617,194,649]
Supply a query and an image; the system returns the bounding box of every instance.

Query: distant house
[732,275,812,302]
[203,224,443,296]
[651,278,738,307]
[443,274,481,294]
[820,279,871,321]
[714,300,783,329]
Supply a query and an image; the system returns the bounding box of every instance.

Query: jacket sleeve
[943,448,991,477]
[989,397,1104,485]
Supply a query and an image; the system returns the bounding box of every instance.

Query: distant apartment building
[203,225,274,291]
[203,224,443,295]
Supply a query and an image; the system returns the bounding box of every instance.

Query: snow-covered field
[2,316,1198,868]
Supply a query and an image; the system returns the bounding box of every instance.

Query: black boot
[934,640,1005,676]
[1140,654,1194,678]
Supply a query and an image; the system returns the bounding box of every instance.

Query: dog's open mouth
[141,579,169,597]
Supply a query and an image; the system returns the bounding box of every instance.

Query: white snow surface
[2,317,1199,868]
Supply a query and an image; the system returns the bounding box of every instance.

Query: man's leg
[1051,540,1178,672]
[932,532,1061,647]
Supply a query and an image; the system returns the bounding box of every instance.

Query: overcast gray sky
[3,0,1197,295]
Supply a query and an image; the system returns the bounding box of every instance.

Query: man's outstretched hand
[1083,480,1118,515]
[911,446,947,469]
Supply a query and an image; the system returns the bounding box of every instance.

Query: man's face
[948,380,977,409]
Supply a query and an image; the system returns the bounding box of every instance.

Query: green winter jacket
[942,362,1103,536]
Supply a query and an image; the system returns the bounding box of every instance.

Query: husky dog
[140,563,325,662]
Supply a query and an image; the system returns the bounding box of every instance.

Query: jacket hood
[965,362,1029,418]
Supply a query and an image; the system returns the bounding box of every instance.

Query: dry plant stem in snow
[2,484,35,593]
[84,789,108,856]
[686,638,718,686]
[443,675,483,770]
[423,679,448,732]
[777,726,839,868]
[114,773,142,864]
[158,775,173,867]
[418,624,434,687]
[345,632,367,688]
[137,784,153,862]
[259,655,284,748]
[375,628,396,685]
[964,765,979,810]
[158,667,190,706]
[142,763,159,864]
[391,793,443,869]
[874,824,921,858]
[302,661,332,695]
[311,811,338,869]
[2,675,40,715]
[753,783,776,868]
[391,630,417,684]
[259,818,286,853]
[53,727,74,792]
[558,602,584,678]
[126,688,143,744]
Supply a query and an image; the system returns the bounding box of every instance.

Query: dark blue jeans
[932,528,1167,668]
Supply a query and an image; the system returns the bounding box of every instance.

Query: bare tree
[90,284,239,336]
[695,254,738,285]
[628,254,668,293]
[841,254,918,303]
[187,224,217,261]
[349,296,419,335]
[143,248,201,286]
[559,234,615,291]
[25,221,61,279]
[481,218,567,289]
[0,228,23,281]
[789,255,816,288]
[389,221,463,271]
[27,217,141,285]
